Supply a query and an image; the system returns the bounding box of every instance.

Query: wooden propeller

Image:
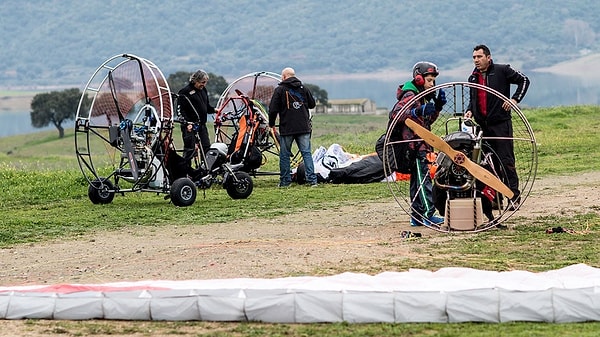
[405,118,514,199]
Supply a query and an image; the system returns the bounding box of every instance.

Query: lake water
[0,111,55,138]
[311,72,600,111]
[1,72,598,138]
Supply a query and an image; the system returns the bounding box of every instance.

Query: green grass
[18,320,600,337]
[527,106,600,174]
[1,106,599,260]
[1,106,600,336]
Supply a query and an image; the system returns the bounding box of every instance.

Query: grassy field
[1,106,600,336]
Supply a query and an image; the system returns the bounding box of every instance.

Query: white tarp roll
[1,264,600,323]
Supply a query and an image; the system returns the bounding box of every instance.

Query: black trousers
[482,120,519,198]
[181,123,211,163]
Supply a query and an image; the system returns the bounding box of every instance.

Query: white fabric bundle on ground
[1,264,599,322]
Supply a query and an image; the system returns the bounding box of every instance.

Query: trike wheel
[88,178,115,204]
[170,177,197,207]
[225,171,253,199]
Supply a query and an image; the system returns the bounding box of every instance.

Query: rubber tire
[170,177,197,207]
[225,171,253,199]
[88,178,115,204]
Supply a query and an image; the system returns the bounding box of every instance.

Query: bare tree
[564,19,596,49]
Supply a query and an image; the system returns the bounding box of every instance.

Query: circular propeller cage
[215,71,281,113]
[213,71,280,148]
[383,82,537,233]
[213,71,294,175]
[74,54,174,192]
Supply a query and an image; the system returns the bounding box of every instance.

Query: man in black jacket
[268,67,317,187]
[177,70,216,165]
[465,44,530,210]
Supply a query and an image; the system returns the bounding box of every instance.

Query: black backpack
[375,128,415,174]
[375,100,418,174]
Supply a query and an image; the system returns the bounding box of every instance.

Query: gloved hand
[410,102,436,118]
[119,119,133,130]
[423,102,436,116]
[435,89,447,110]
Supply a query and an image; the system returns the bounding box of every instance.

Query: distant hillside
[1,0,599,88]
[0,95,34,112]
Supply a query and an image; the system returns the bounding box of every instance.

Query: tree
[30,88,82,138]
[166,71,190,93]
[305,83,328,106]
[206,73,229,106]
[167,71,229,107]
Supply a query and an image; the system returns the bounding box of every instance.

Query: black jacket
[268,77,316,136]
[177,83,215,124]
[467,62,529,126]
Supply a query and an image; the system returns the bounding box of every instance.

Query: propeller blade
[405,118,514,199]
[120,120,139,181]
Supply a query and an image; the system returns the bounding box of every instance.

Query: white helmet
[210,142,228,156]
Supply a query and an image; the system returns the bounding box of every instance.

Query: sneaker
[425,215,445,226]
[410,218,423,227]
[507,195,521,211]
[310,183,319,188]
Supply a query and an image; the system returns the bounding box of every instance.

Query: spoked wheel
[88,177,115,204]
[224,171,254,199]
[383,82,537,233]
[170,177,197,207]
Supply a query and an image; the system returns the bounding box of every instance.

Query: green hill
[1,0,599,87]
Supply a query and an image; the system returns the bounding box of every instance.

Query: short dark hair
[473,44,491,56]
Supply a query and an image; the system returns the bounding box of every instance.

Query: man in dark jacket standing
[177,70,216,165]
[465,45,530,210]
[268,67,317,187]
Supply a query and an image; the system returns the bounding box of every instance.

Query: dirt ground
[0,171,598,335]
[1,171,599,286]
